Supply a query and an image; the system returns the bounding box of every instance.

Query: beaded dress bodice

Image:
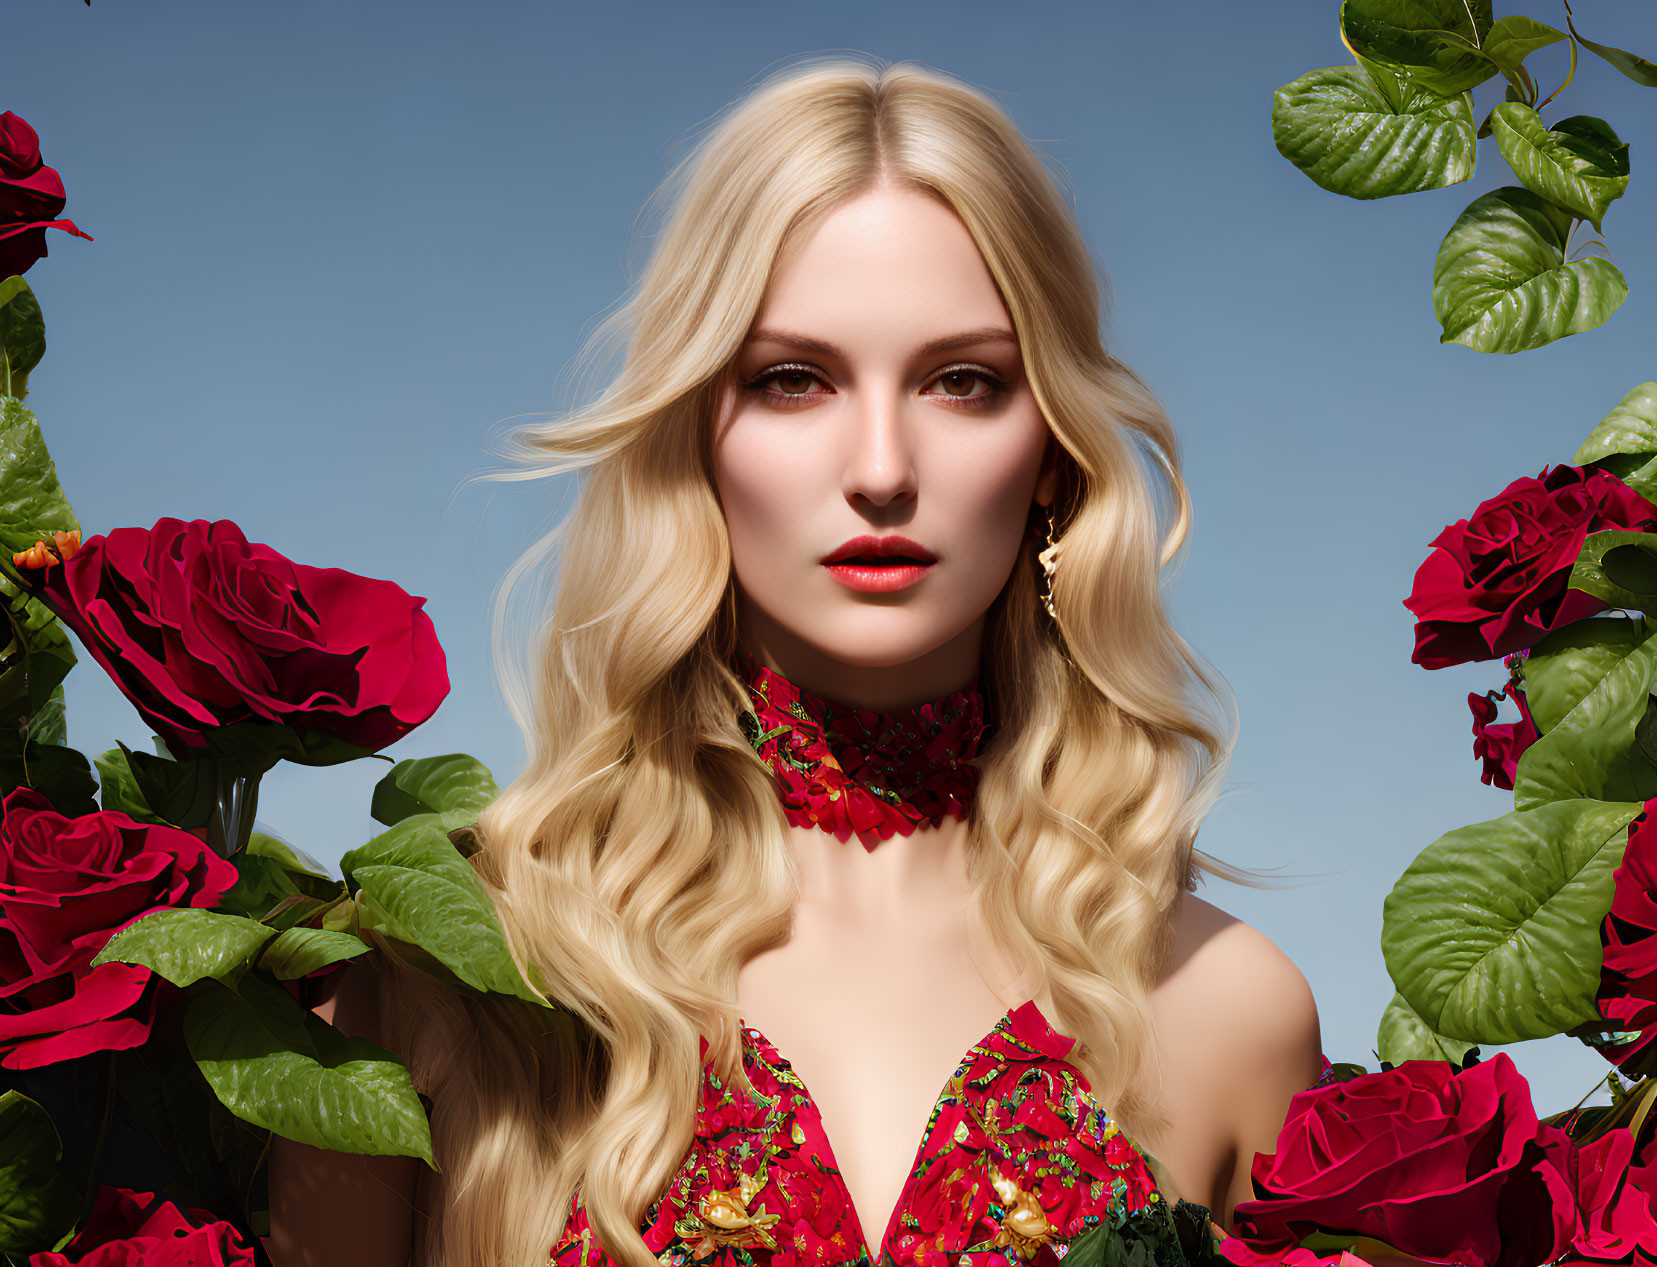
[547,998,1303,1267]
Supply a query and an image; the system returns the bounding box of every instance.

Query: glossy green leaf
[1576,384,1657,465]
[92,907,276,987]
[0,396,78,561]
[1433,186,1627,352]
[1514,618,1657,808]
[1568,531,1657,617]
[1340,0,1498,96]
[260,927,370,980]
[0,1091,82,1257]
[0,571,76,740]
[119,741,218,831]
[1489,107,1629,231]
[0,728,96,816]
[1271,64,1475,199]
[370,751,498,827]
[340,813,547,1005]
[1482,15,1568,79]
[1376,991,1475,1065]
[247,828,334,882]
[1524,617,1648,734]
[1383,797,1642,1043]
[184,972,433,1162]
[0,279,45,401]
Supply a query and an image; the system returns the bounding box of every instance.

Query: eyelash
[740,362,1006,408]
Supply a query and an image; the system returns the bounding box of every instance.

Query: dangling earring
[1037,505,1061,619]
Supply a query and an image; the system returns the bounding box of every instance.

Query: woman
[270,54,1323,1267]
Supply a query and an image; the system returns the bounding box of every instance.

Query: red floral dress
[549,1000,1240,1267]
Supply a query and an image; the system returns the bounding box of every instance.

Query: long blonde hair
[376,53,1241,1267]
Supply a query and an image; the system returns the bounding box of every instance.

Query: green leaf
[92,907,276,987]
[1377,990,1476,1064]
[0,1091,83,1257]
[260,927,370,980]
[121,741,219,831]
[1339,0,1498,96]
[1482,15,1568,79]
[1576,384,1657,465]
[1524,617,1648,733]
[1514,615,1657,808]
[1573,27,1657,88]
[246,828,334,882]
[0,279,45,401]
[184,972,433,1162]
[1489,107,1630,231]
[92,745,165,822]
[0,728,96,817]
[1433,186,1627,353]
[1271,64,1475,200]
[0,396,78,560]
[370,752,498,827]
[1568,531,1657,617]
[1383,797,1642,1043]
[340,813,546,1005]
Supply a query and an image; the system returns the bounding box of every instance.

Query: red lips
[821,534,937,565]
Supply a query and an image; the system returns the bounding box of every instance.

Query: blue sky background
[10,0,1656,1115]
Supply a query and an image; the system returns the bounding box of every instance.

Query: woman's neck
[736,609,985,710]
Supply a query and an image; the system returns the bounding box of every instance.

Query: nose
[840,383,918,511]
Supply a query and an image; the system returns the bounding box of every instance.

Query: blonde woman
[270,54,1324,1267]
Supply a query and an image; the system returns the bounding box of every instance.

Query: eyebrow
[744,325,1019,359]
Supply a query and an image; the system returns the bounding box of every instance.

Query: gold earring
[1037,506,1061,619]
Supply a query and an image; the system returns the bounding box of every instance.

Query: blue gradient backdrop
[10,1,1656,1113]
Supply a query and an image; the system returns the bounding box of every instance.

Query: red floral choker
[735,651,986,849]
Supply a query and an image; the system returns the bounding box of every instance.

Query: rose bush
[19,517,449,765]
[27,1185,256,1267]
[0,786,238,1069]
[0,110,93,278]
[1220,1053,1576,1267]
[1404,465,1657,670]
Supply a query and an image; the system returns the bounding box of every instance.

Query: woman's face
[712,183,1057,708]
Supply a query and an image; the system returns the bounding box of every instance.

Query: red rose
[27,1185,255,1267]
[1469,653,1539,791]
[21,517,448,763]
[1404,465,1657,670]
[1568,1128,1657,1258]
[0,787,238,1069]
[1225,1053,1575,1267]
[1593,806,1657,1078]
[0,110,93,278]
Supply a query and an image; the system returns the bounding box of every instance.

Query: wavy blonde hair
[375,53,1242,1267]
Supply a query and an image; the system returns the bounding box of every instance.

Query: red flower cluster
[1217,1051,1657,1267]
[1595,806,1657,1080]
[28,1185,255,1266]
[1405,465,1657,670]
[0,110,92,278]
[1468,651,1540,790]
[17,517,449,764]
[0,787,238,1069]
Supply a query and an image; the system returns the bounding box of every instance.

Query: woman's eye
[925,369,999,402]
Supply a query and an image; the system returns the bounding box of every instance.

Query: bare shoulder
[1159,894,1322,1080]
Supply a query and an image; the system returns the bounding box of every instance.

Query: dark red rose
[0,110,93,278]
[19,517,449,763]
[1567,1127,1657,1259]
[1404,465,1657,670]
[1593,805,1657,1078]
[27,1185,255,1266]
[1225,1053,1575,1267]
[1469,652,1539,791]
[0,787,238,1070]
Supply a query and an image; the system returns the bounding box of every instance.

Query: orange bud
[11,529,81,569]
